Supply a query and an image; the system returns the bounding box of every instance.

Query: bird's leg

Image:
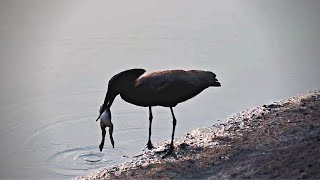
[162,107,177,158]
[147,106,154,150]
[169,107,177,152]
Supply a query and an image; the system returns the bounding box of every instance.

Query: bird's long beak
[96,115,100,121]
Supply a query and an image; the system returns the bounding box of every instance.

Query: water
[1,0,320,179]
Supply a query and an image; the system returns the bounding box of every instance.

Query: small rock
[264,104,282,109]
[301,174,308,179]
[178,143,189,149]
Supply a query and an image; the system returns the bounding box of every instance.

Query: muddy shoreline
[78,89,320,179]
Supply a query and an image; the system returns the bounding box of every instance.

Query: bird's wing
[136,70,204,99]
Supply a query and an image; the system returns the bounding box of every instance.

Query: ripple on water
[47,146,122,177]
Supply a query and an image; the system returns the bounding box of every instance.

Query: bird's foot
[146,141,154,150]
[161,146,177,159]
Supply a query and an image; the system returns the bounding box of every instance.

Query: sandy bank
[78,89,320,179]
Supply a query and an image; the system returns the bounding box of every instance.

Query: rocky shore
[78,89,320,179]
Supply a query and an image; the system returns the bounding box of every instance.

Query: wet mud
[78,89,320,179]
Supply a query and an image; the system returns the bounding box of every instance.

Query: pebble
[178,143,189,149]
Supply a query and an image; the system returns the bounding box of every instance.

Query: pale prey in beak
[97,107,114,151]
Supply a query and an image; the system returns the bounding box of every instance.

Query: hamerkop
[96,68,221,157]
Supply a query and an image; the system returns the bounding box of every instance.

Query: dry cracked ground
[78,89,320,179]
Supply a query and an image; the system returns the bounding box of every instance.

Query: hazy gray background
[1,0,320,179]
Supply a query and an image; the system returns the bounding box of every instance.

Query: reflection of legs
[162,107,177,158]
[147,106,154,149]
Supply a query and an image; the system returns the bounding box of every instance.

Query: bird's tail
[211,78,221,87]
[210,72,221,87]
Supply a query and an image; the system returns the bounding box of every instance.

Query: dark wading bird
[96,68,221,157]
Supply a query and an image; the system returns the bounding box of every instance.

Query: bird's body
[119,69,220,107]
[97,68,221,157]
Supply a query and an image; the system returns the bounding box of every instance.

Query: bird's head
[96,69,146,151]
[97,68,147,118]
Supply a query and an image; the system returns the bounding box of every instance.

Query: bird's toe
[162,150,177,159]
[146,142,154,150]
[161,147,177,159]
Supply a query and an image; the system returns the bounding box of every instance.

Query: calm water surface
[1,1,320,179]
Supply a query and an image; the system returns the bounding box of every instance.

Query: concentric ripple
[47,146,120,177]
